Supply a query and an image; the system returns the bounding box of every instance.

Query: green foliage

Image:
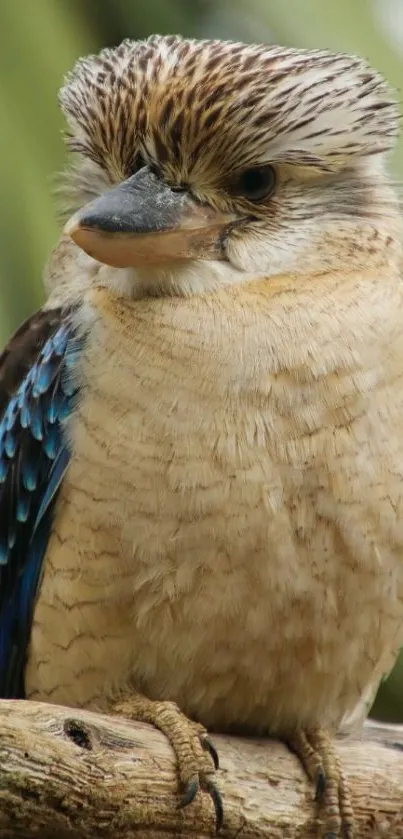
[0,1,94,335]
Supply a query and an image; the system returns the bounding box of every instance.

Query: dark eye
[129,151,146,176]
[230,165,276,202]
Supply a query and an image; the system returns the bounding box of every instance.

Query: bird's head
[59,35,401,298]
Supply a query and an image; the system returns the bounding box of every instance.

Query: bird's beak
[64,166,237,268]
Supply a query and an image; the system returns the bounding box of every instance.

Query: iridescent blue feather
[0,308,85,697]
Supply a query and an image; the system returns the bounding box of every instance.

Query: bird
[1,33,403,838]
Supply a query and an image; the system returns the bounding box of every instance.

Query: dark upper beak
[64,166,237,268]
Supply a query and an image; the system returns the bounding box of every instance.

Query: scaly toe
[286,727,354,839]
[112,694,222,829]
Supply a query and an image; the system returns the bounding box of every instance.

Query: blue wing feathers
[0,309,85,697]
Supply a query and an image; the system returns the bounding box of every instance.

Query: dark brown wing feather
[0,309,64,417]
[0,304,83,698]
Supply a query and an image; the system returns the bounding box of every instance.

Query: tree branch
[0,700,401,837]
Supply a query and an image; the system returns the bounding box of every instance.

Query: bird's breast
[26,281,403,733]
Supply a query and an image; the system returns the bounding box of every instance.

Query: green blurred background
[0,0,402,721]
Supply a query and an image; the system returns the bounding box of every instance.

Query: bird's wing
[0,306,84,697]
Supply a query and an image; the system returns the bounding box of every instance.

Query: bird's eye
[230,165,276,202]
[129,152,147,176]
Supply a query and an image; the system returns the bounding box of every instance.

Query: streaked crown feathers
[60,35,399,188]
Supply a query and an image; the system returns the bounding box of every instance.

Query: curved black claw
[315,767,326,801]
[201,734,220,770]
[178,778,199,809]
[204,779,224,832]
[178,775,224,831]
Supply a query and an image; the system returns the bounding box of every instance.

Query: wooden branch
[0,700,401,837]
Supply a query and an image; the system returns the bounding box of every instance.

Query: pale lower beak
[64,166,237,268]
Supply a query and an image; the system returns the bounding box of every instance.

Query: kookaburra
[1,34,402,837]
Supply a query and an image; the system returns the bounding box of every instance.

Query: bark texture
[0,700,401,838]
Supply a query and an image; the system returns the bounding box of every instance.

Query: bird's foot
[112,695,223,830]
[287,728,354,839]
